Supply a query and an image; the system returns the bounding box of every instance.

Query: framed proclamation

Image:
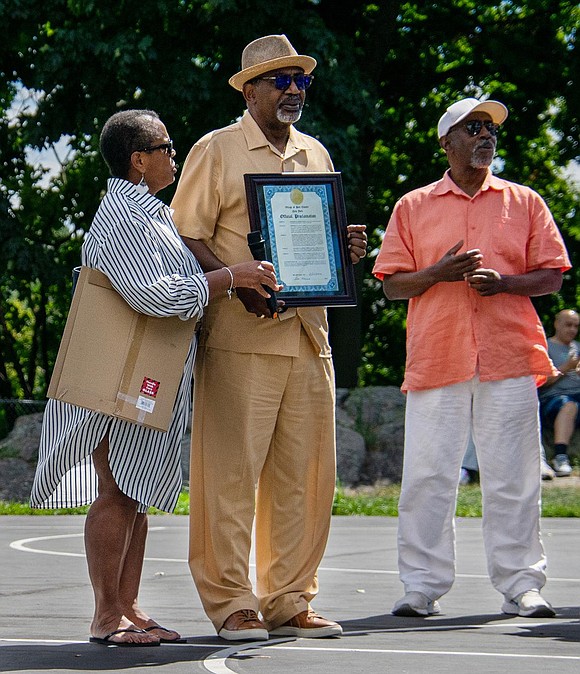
[244,172,357,307]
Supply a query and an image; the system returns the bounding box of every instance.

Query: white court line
[0,638,87,644]
[9,527,169,559]
[202,638,293,674]
[9,531,580,583]
[268,644,580,660]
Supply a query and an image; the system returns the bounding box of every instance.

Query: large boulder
[0,412,44,461]
[335,406,367,486]
[0,458,37,503]
[339,386,406,484]
[0,413,44,502]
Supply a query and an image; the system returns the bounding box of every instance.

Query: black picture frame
[244,172,357,307]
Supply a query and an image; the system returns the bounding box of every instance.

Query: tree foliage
[0,0,578,397]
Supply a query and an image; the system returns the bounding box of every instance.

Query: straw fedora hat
[229,34,316,91]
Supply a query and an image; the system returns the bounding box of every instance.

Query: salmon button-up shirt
[373,170,570,392]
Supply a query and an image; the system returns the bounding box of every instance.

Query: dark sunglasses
[452,120,500,137]
[138,140,174,154]
[256,73,314,91]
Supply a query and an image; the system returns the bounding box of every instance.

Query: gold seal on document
[290,188,304,205]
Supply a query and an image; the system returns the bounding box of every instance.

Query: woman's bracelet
[224,266,234,300]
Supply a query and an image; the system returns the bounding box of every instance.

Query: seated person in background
[538,309,580,477]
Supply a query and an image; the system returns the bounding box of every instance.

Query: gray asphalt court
[1,514,579,673]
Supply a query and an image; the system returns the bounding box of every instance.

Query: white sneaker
[541,458,555,480]
[501,589,555,618]
[552,454,572,477]
[392,591,441,617]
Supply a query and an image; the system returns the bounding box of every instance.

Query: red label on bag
[140,377,160,397]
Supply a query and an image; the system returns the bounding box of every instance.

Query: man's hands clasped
[465,267,505,296]
[433,240,483,281]
[433,240,505,297]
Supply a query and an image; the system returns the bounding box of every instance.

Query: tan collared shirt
[171,110,335,356]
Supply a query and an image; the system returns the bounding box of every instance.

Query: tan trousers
[189,330,336,632]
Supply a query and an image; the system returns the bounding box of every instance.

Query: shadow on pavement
[0,643,220,672]
[0,635,300,672]
[514,609,580,644]
[341,612,515,635]
[0,640,220,672]
[0,643,208,671]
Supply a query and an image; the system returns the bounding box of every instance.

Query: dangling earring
[136,172,149,195]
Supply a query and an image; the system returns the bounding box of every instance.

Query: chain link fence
[0,399,47,441]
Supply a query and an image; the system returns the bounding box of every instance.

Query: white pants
[398,375,547,601]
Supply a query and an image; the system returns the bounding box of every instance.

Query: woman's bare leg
[85,435,158,644]
[119,512,181,641]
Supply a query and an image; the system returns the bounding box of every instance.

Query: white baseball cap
[437,97,508,138]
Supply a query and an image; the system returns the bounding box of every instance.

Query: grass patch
[333,484,401,516]
[333,483,580,517]
[0,488,192,516]
[539,487,580,517]
[1,483,579,517]
[0,501,90,515]
[148,490,191,516]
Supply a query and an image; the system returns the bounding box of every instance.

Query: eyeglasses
[451,120,500,137]
[138,140,174,154]
[255,73,314,91]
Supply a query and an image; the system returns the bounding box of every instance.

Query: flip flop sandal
[89,628,160,647]
[143,625,188,643]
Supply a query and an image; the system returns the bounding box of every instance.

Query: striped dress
[30,178,208,513]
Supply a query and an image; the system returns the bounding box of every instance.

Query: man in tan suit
[171,34,366,640]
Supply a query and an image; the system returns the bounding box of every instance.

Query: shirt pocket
[491,216,529,273]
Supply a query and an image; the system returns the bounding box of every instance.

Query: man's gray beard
[277,108,302,124]
[470,149,493,169]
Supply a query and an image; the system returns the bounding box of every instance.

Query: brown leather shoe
[218,609,269,641]
[269,610,343,638]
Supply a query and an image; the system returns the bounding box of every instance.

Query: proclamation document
[244,173,357,307]
[267,185,337,292]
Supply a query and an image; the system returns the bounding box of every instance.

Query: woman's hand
[206,261,281,312]
[230,260,282,297]
[230,261,284,318]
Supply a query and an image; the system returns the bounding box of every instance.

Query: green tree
[0,0,578,397]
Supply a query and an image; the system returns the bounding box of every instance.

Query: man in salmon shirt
[373,97,570,619]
